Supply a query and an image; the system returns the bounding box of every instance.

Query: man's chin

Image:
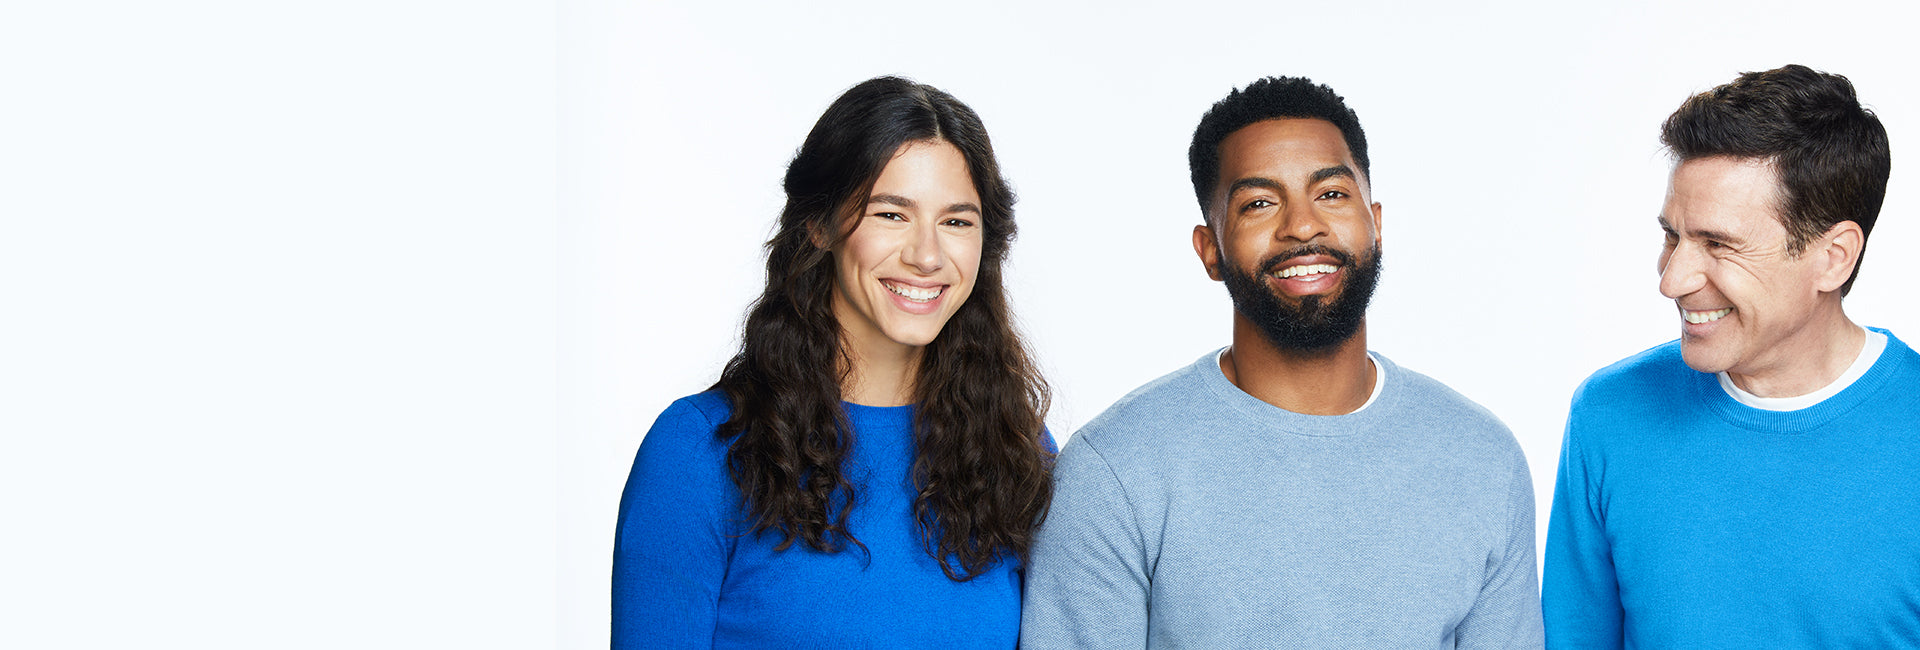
[1678,343,1733,375]
[1266,288,1340,318]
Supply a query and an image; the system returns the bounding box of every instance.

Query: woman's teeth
[886,282,942,302]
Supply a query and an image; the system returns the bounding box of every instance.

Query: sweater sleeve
[611,398,734,649]
[1456,447,1546,649]
[1542,418,1624,649]
[1020,434,1151,649]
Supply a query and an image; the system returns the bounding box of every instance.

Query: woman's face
[829,139,984,358]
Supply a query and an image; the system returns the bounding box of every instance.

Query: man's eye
[1318,190,1348,200]
[943,218,975,228]
[1705,240,1725,249]
[1245,199,1274,210]
[874,212,906,221]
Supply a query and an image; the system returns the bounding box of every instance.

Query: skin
[828,139,984,406]
[1192,118,1384,415]
[1657,156,1865,397]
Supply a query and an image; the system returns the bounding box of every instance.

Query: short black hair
[1188,76,1369,222]
[1662,64,1890,295]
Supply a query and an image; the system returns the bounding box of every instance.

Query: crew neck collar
[1699,327,1907,433]
[1195,347,1398,438]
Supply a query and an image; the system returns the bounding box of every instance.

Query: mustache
[1255,244,1357,276]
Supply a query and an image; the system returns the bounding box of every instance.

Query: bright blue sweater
[1544,329,1920,648]
[612,391,1026,648]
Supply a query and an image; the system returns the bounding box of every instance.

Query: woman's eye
[874,212,906,221]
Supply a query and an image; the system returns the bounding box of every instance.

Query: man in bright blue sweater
[1544,64,1919,647]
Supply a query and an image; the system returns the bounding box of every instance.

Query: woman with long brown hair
[612,76,1053,647]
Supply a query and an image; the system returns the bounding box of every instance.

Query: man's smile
[1682,307,1731,324]
[1274,263,1338,279]
[1261,252,1348,297]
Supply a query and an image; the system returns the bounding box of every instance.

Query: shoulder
[1571,340,1688,409]
[1874,328,1920,374]
[1069,354,1216,454]
[1380,356,1523,455]
[1854,328,1920,405]
[1384,359,1506,432]
[1558,340,1700,459]
[654,390,732,430]
[636,390,735,467]
[618,392,742,552]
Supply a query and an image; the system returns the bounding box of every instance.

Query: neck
[1727,304,1863,398]
[1220,313,1375,415]
[840,339,922,407]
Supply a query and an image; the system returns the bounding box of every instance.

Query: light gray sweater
[1021,350,1542,649]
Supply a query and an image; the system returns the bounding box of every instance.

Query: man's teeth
[886,282,942,302]
[1684,308,1731,324]
[1274,264,1338,279]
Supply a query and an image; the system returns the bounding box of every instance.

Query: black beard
[1218,242,1382,354]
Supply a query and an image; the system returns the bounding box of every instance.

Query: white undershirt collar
[1355,352,1385,413]
[1718,327,1885,411]
[1215,349,1386,415]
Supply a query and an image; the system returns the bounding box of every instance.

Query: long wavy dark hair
[711,76,1053,581]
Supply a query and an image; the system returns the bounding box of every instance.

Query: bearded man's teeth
[1274,264,1339,279]
[886,282,942,302]
[1684,308,1732,324]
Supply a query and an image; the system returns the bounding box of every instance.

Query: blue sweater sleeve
[612,397,735,649]
[1020,434,1150,649]
[1543,417,1624,649]
[1456,447,1546,649]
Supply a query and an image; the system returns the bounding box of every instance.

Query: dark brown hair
[1189,76,1370,223]
[1662,64,1890,295]
[711,76,1052,580]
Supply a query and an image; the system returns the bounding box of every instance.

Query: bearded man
[1021,76,1544,649]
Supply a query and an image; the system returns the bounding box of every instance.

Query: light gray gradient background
[4,1,1914,648]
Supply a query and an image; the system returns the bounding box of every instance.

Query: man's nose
[1277,200,1329,243]
[1658,245,1703,299]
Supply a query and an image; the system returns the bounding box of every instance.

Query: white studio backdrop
[3,2,560,649]
[4,1,1913,648]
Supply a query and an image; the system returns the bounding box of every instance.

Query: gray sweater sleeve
[1020,434,1152,649]
[1454,448,1546,649]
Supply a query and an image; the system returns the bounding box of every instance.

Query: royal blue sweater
[612,391,1026,648]
[1544,329,1920,648]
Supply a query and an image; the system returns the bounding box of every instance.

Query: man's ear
[1814,220,1865,293]
[1194,223,1224,282]
[1371,201,1384,250]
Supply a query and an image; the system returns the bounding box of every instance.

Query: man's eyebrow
[1658,216,1744,244]
[1226,177,1284,198]
[868,193,917,209]
[1309,165,1357,185]
[1690,228,1744,245]
[943,202,981,214]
